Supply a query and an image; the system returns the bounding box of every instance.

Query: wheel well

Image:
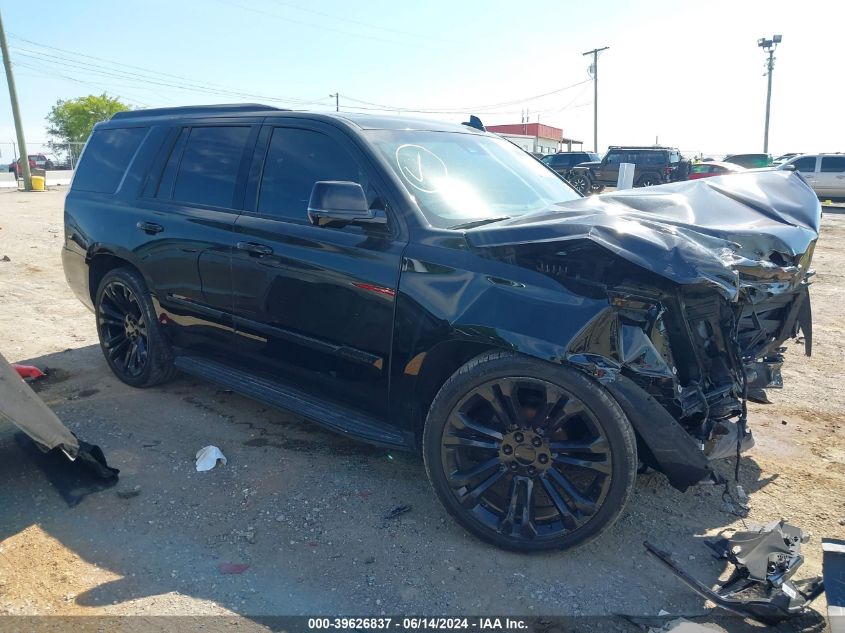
[411,341,500,443]
[88,253,139,303]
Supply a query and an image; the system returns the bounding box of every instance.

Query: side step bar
[174,355,409,449]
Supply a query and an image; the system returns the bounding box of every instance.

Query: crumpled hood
[466,171,821,299]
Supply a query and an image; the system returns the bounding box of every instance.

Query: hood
[466,171,821,299]
[572,161,600,170]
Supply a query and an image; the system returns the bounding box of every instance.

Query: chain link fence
[0,141,85,171]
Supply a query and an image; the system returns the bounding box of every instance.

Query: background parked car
[773,152,801,164]
[8,153,50,176]
[541,151,600,181]
[687,161,746,180]
[569,146,683,193]
[779,153,845,199]
[723,153,772,168]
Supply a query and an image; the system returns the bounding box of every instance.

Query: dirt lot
[1,188,843,631]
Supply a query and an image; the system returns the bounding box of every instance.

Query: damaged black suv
[63,105,819,551]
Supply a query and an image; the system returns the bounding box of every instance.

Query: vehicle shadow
[0,344,822,630]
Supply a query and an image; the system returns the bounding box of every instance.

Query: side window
[257,127,363,222]
[73,127,148,194]
[821,156,845,172]
[171,126,251,208]
[792,156,816,172]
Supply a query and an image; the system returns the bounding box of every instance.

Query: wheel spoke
[452,412,503,441]
[549,436,609,454]
[540,476,578,530]
[553,454,611,475]
[547,467,597,515]
[99,303,124,324]
[106,335,130,359]
[458,468,506,509]
[478,380,519,428]
[545,397,585,434]
[443,433,500,451]
[124,341,137,371]
[448,457,501,487]
[499,476,537,538]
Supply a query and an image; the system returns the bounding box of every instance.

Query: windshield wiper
[449,216,510,230]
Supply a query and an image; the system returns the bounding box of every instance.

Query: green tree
[46,93,131,160]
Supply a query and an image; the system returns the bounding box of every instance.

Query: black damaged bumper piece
[645,520,825,626]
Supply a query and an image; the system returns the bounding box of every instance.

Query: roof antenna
[462,115,486,132]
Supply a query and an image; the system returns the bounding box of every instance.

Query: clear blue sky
[1,0,842,157]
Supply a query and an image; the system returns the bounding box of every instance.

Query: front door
[229,122,406,419]
[594,150,623,185]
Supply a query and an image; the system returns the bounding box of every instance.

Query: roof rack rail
[111,103,285,120]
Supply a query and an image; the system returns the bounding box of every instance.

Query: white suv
[780,154,845,198]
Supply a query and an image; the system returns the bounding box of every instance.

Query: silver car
[780,153,845,198]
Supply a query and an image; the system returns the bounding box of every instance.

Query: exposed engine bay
[468,170,820,489]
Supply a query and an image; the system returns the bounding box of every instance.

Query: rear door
[228,120,406,419]
[816,156,845,197]
[136,120,260,353]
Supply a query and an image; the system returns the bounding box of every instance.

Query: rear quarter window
[72,127,149,193]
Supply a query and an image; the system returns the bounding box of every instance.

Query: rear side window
[257,128,363,222]
[821,156,845,172]
[170,126,251,208]
[73,127,148,193]
[792,156,816,172]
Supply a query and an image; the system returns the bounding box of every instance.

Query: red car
[687,161,745,180]
[8,153,50,176]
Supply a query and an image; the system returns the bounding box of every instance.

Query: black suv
[540,151,599,180]
[63,105,818,551]
[569,146,683,193]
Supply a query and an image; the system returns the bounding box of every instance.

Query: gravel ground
[0,189,842,632]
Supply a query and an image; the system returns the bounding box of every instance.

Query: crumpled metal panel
[466,171,821,299]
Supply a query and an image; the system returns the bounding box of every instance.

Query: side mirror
[307,181,386,228]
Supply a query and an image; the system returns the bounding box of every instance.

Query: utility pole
[757,35,782,154]
[0,10,31,191]
[329,92,339,112]
[582,46,609,154]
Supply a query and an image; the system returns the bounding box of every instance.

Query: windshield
[365,129,580,229]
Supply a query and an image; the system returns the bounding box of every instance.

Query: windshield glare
[365,130,580,229]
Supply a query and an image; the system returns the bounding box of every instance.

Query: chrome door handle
[137,221,164,235]
[236,241,274,256]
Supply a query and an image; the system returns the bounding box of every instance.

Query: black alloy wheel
[95,267,177,388]
[424,352,637,551]
[98,280,149,379]
[636,175,659,188]
[569,174,591,194]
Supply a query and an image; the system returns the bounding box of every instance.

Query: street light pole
[582,46,609,154]
[329,92,339,112]
[758,35,782,154]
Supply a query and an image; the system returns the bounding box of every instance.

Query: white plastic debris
[195,445,227,471]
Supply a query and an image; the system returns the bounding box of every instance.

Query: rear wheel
[422,351,637,551]
[636,174,660,187]
[95,267,177,388]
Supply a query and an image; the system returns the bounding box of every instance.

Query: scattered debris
[657,609,670,616]
[384,504,412,520]
[645,520,825,625]
[195,445,227,471]
[218,562,249,575]
[232,528,256,544]
[1,255,10,262]
[116,485,142,499]
[12,363,45,380]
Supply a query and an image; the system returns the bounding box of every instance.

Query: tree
[46,93,130,160]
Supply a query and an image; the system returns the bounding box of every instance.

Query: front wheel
[422,351,637,552]
[636,174,660,188]
[569,173,591,194]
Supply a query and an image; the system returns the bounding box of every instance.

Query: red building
[486,123,582,155]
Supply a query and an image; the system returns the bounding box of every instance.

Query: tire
[422,351,637,552]
[569,173,591,195]
[94,267,177,388]
[636,174,660,188]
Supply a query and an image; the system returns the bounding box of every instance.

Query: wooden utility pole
[582,46,609,154]
[0,9,31,191]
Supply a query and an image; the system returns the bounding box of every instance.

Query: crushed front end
[469,171,821,490]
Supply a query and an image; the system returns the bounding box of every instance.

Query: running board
[174,355,409,449]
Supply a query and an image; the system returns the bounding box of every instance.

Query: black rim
[572,176,588,193]
[440,377,613,543]
[639,178,655,187]
[98,280,149,378]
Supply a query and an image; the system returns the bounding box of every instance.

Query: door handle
[236,241,274,256]
[137,221,164,235]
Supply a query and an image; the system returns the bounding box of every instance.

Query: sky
[0,0,842,159]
